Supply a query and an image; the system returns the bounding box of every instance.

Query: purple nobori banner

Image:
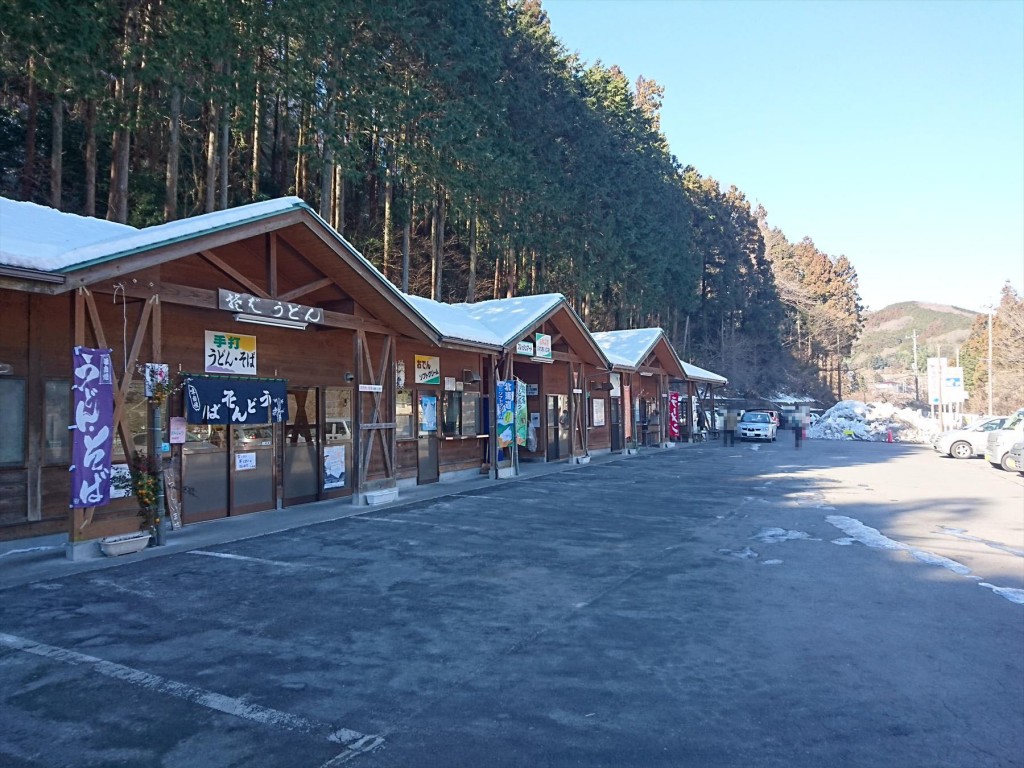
[71,347,115,508]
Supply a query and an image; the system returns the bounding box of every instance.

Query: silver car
[738,411,777,442]
[931,415,1007,459]
[986,408,1024,471]
[1010,442,1024,477]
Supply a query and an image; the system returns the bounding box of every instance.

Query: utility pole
[907,329,919,401]
[987,311,993,415]
[836,332,842,400]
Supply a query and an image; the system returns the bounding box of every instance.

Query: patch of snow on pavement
[761,559,784,566]
[832,538,857,546]
[718,547,759,560]
[978,583,1024,605]
[826,515,972,576]
[753,527,815,544]
[0,545,59,558]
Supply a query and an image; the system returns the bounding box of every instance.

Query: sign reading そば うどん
[218,289,325,325]
[71,347,115,508]
[184,377,288,424]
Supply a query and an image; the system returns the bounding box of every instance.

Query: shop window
[396,390,414,439]
[0,379,26,466]
[44,380,71,464]
[442,391,481,437]
[325,386,353,443]
[112,381,149,461]
[287,388,318,444]
[461,392,480,436]
[442,391,462,436]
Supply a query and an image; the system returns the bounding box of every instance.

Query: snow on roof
[0,196,307,272]
[770,392,817,404]
[680,360,728,385]
[403,295,504,346]
[458,294,565,345]
[402,293,572,349]
[0,198,137,270]
[591,328,664,368]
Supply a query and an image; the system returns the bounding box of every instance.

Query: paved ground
[1,438,1022,767]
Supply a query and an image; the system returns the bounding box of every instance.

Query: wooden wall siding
[0,470,30,529]
[396,441,417,480]
[541,360,569,395]
[439,438,484,473]
[0,291,30,371]
[159,303,355,384]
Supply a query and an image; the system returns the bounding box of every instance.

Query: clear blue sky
[543,0,1024,313]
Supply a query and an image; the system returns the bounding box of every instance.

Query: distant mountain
[852,301,978,373]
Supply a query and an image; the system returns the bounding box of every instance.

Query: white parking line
[0,632,383,761]
[188,550,317,569]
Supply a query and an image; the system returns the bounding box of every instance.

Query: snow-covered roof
[458,294,565,345]
[591,328,663,368]
[0,196,308,272]
[0,198,137,270]
[680,360,728,385]
[770,392,817,405]
[403,295,505,347]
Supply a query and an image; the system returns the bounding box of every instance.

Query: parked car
[931,415,1007,459]
[985,408,1024,471]
[738,411,777,442]
[748,408,780,428]
[1010,442,1024,477]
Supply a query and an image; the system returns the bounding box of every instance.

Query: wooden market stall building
[406,294,612,472]
[591,329,687,449]
[672,361,729,441]
[0,196,447,554]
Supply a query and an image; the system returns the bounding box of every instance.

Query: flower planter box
[574,455,591,465]
[625,448,640,456]
[99,532,152,557]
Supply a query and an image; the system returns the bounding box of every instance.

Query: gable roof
[0,196,306,272]
[592,328,685,378]
[680,360,728,386]
[591,328,664,368]
[407,293,609,366]
[0,195,441,342]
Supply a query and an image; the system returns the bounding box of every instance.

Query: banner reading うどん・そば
[71,347,115,508]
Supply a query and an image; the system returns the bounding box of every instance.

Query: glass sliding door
[284,387,319,505]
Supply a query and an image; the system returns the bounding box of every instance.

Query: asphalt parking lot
[1,438,1022,768]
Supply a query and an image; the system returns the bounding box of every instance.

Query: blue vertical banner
[70,347,115,508]
[496,380,515,448]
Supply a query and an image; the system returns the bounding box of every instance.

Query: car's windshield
[1004,410,1024,430]
[742,413,769,423]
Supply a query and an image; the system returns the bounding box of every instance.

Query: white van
[985,408,1024,471]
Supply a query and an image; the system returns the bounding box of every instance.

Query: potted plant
[625,437,640,455]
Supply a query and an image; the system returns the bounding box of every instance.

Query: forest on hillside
[960,283,1024,416]
[0,0,863,399]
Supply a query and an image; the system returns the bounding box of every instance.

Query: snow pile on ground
[807,400,937,443]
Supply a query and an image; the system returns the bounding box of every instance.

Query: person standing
[794,410,804,449]
[724,409,737,446]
